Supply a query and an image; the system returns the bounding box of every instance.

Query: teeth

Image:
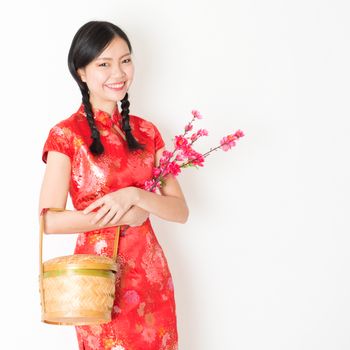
[107,82,125,88]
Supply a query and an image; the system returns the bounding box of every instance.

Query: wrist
[133,187,143,206]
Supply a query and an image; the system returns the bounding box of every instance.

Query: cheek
[125,65,135,79]
[87,71,109,88]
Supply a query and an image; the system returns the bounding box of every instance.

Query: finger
[109,214,121,225]
[90,206,110,224]
[109,210,126,226]
[84,199,103,214]
[99,208,118,227]
[110,209,128,225]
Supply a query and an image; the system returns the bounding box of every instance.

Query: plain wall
[0,0,349,349]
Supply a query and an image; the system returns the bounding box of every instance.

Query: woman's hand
[120,205,150,227]
[83,187,140,226]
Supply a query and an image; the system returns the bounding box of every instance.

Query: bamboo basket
[38,208,121,326]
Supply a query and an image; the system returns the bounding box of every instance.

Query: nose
[111,62,126,80]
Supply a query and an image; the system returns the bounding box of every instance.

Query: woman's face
[77,36,134,113]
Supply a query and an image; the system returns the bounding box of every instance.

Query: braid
[81,88,104,155]
[120,92,145,151]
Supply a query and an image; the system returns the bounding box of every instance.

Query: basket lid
[43,254,118,272]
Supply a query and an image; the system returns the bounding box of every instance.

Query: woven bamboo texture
[41,273,116,325]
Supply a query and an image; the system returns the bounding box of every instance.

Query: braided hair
[81,86,104,154]
[68,21,145,155]
[120,92,146,150]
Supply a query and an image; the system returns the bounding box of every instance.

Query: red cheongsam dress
[42,103,178,350]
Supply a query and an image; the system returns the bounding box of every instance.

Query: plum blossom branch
[143,110,245,193]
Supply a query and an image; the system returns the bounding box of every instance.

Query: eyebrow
[96,53,131,60]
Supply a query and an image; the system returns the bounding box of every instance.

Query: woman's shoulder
[47,109,86,135]
[130,113,165,151]
[129,113,150,125]
[42,110,85,163]
[130,113,162,137]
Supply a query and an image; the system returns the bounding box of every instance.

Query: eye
[122,58,132,64]
[98,62,108,67]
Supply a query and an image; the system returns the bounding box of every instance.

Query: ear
[77,68,86,82]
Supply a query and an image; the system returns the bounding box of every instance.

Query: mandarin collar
[77,103,122,128]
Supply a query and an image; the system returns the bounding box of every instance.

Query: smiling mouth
[105,82,126,90]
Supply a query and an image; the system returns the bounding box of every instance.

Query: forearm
[41,206,137,234]
[135,189,189,224]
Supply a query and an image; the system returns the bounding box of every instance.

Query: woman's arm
[41,206,148,234]
[129,146,189,224]
[38,151,148,234]
[135,178,189,224]
[85,146,190,226]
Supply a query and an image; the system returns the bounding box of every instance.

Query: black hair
[67,21,145,155]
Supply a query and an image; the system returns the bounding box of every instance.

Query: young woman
[39,20,188,350]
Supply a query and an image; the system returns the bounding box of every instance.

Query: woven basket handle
[38,208,63,313]
[39,207,121,276]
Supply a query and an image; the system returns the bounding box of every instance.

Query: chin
[105,94,124,103]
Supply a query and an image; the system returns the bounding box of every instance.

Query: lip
[105,82,126,91]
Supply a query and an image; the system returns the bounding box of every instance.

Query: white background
[0,0,349,349]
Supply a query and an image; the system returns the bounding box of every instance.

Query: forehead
[96,37,131,59]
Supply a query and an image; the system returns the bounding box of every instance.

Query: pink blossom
[144,179,160,192]
[159,150,173,167]
[197,128,208,136]
[174,135,189,150]
[152,167,161,177]
[190,133,199,142]
[166,161,181,176]
[143,180,154,192]
[184,147,196,159]
[189,129,208,142]
[191,110,203,119]
[175,152,185,161]
[220,134,237,151]
[186,149,205,167]
[185,123,193,132]
[159,150,172,161]
[235,130,245,138]
[192,153,205,167]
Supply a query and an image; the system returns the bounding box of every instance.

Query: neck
[92,105,118,117]
[89,99,118,117]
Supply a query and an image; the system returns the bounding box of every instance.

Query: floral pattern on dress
[42,103,178,350]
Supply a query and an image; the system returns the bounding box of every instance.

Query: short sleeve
[42,124,73,163]
[152,123,165,152]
